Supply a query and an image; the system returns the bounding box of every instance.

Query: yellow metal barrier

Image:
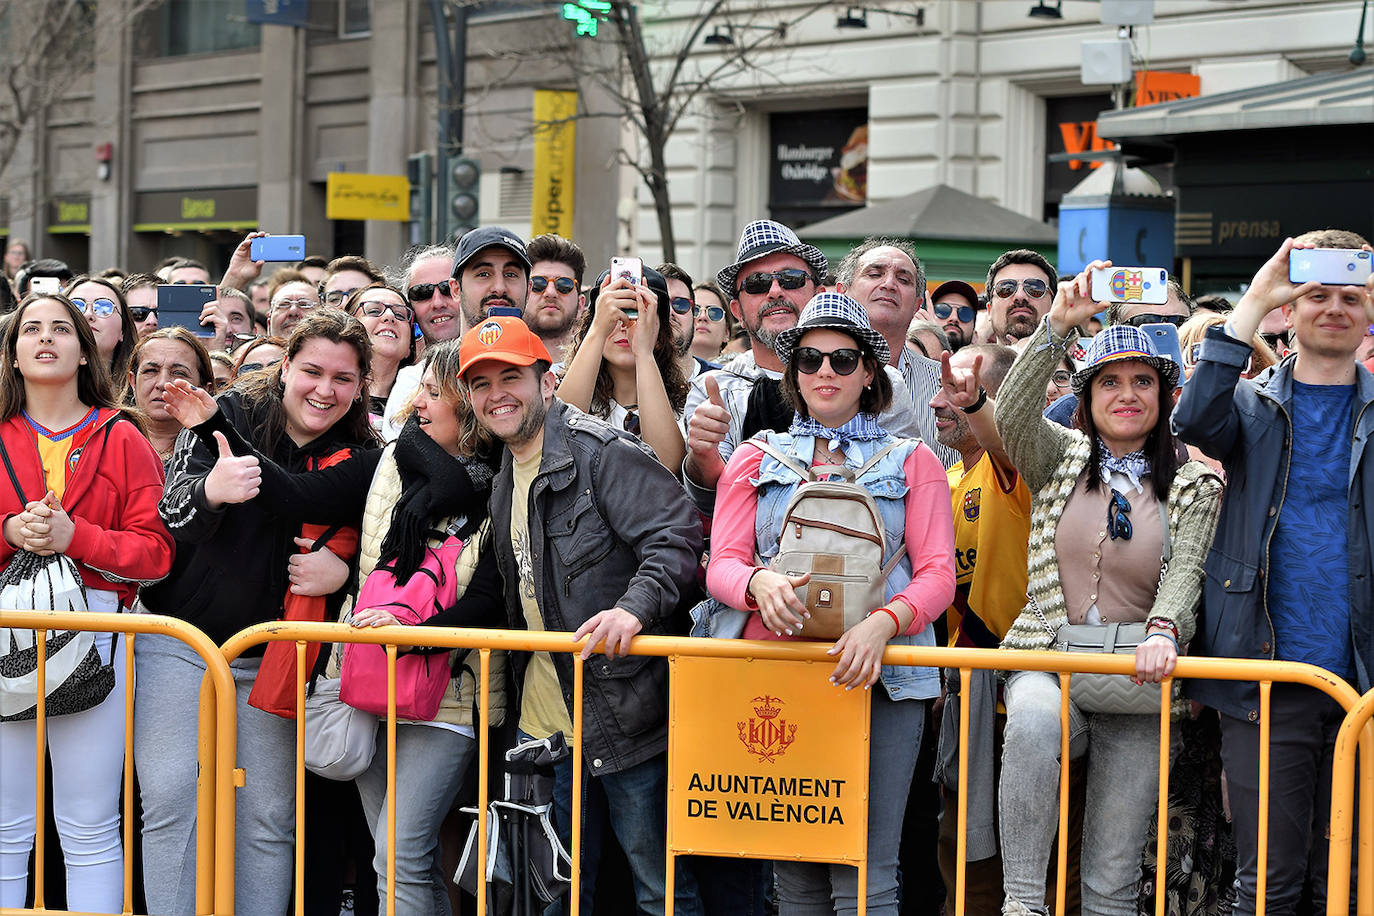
[1327,685,1374,916]
[0,610,238,916]
[218,621,1374,916]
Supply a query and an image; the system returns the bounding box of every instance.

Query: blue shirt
[1268,380,1356,678]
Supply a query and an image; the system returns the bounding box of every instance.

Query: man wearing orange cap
[457,316,705,915]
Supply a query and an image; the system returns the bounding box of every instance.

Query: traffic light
[407,152,432,246]
[444,155,481,243]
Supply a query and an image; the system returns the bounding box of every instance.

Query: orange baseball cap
[457,316,553,379]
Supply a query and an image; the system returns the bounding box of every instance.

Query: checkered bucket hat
[1070,323,1180,394]
[776,292,890,367]
[716,220,828,296]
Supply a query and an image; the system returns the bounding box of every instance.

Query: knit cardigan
[328,442,507,729]
[994,320,1224,655]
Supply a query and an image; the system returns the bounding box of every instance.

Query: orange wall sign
[1134,70,1201,107]
[667,655,870,863]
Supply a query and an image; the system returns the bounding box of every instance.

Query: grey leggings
[997,671,1159,916]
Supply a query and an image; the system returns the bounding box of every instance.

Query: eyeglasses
[669,297,694,315]
[407,280,453,302]
[355,301,415,323]
[794,347,861,376]
[1125,313,1187,328]
[740,269,812,296]
[1050,369,1072,388]
[697,305,726,322]
[933,302,976,323]
[273,297,318,312]
[323,287,362,306]
[1107,490,1133,541]
[992,278,1050,300]
[73,297,118,318]
[129,306,157,322]
[530,275,577,295]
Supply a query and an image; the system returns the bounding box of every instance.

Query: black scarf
[741,376,793,441]
[377,416,496,583]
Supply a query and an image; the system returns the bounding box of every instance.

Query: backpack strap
[856,439,908,477]
[750,438,813,481]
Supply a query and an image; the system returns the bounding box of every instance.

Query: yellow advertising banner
[531,89,577,238]
[667,655,870,863]
[326,172,411,222]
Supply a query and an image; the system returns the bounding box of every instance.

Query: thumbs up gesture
[685,374,732,485]
[203,430,262,508]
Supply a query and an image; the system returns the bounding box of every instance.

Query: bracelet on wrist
[1145,616,1179,640]
[960,388,988,415]
[868,606,902,635]
[1145,631,1180,652]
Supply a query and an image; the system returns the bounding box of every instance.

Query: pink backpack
[340,534,466,721]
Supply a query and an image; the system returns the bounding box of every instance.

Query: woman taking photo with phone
[135,309,377,914]
[0,292,173,912]
[991,262,1223,916]
[705,293,955,914]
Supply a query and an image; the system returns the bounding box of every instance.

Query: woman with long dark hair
[992,262,1223,916]
[64,276,140,386]
[134,309,377,914]
[0,293,172,912]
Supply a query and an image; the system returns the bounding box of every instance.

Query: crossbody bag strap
[0,431,29,506]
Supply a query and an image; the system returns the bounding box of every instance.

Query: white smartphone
[29,276,60,295]
[610,256,643,287]
[1090,266,1169,305]
[1288,248,1374,286]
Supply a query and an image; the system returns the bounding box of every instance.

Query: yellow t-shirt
[945,452,1032,648]
[512,447,575,740]
[25,407,100,502]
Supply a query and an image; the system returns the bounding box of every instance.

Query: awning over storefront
[800,184,1058,287]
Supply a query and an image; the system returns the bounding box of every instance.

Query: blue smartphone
[487,305,523,318]
[249,235,306,262]
[1141,322,1184,389]
[157,284,217,337]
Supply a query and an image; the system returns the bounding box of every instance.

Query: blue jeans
[354,722,476,916]
[544,743,701,916]
[998,671,1158,916]
[772,690,926,916]
[134,632,296,916]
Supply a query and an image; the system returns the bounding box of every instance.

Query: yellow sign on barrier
[326,172,411,221]
[666,655,870,863]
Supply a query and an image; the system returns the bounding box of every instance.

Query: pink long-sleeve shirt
[706,440,956,642]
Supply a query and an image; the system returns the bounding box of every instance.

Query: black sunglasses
[697,305,726,322]
[794,347,861,376]
[407,280,453,302]
[1107,490,1133,541]
[1126,313,1187,328]
[740,269,812,296]
[933,302,976,323]
[1259,331,1289,351]
[129,306,158,322]
[531,275,577,295]
[670,297,694,315]
[623,409,641,437]
[992,278,1050,300]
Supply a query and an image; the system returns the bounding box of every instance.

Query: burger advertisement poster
[769,108,868,225]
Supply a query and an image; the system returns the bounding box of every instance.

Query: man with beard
[524,233,586,366]
[930,279,980,351]
[681,220,921,513]
[381,229,531,440]
[656,262,716,383]
[985,249,1056,344]
[457,315,705,916]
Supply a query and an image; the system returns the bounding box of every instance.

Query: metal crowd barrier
[0,610,238,916]
[5,612,1373,916]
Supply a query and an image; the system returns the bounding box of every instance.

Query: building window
[340,0,370,37]
[148,0,261,57]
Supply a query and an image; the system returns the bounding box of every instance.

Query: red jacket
[0,409,174,607]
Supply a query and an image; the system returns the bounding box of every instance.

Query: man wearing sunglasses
[930,280,980,351]
[985,249,1057,344]
[682,219,920,513]
[1107,274,1195,329]
[657,262,718,383]
[524,233,586,364]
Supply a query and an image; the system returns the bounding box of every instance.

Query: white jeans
[0,590,128,913]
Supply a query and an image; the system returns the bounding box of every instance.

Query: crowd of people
[0,217,1371,916]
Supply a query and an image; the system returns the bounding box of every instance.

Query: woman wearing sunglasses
[231,334,288,379]
[705,293,955,914]
[990,262,1223,916]
[64,276,139,386]
[559,265,688,473]
[691,281,734,363]
[344,283,416,430]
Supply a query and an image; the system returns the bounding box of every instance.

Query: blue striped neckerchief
[788,412,888,466]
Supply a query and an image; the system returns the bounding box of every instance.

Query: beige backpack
[751,439,908,640]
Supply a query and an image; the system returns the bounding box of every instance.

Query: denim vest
[692,432,939,702]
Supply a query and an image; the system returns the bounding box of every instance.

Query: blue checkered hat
[1070,324,1180,394]
[776,292,890,367]
[716,220,828,297]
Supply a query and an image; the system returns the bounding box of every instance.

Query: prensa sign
[667,655,869,865]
